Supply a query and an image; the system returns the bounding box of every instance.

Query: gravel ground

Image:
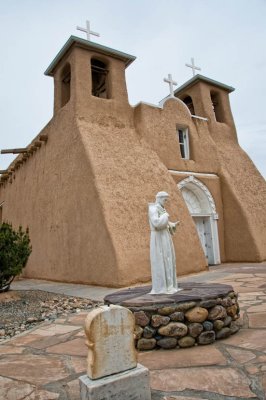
[0,290,100,341]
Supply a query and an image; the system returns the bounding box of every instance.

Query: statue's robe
[148,203,178,294]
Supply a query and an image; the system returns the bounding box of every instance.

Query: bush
[0,223,32,292]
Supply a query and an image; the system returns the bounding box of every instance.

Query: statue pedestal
[79,364,151,400]
[104,282,241,351]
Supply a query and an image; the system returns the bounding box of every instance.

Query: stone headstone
[79,304,151,400]
[84,305,137,380]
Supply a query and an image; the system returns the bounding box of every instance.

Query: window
[182,96,195,115]
[60,63,71,107]
[178,128,190,159]
[210,91,224,122]
[91,58,109,98]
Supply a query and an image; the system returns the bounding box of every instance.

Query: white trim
[178,176,217,214]
[177,176,221,265]
[0,201,4,207]
[134,101,162,109]
[159,96,192,115]
[169,170,218,178]
[177,127,190,160]
[185,128,190,160]
[191,115,208,121]
[134,100,208,122]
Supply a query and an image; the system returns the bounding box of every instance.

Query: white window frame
[177,127,190,160]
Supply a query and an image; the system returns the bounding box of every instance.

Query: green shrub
[0,223,32,292]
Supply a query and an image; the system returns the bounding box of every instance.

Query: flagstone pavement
[1,262,266,400]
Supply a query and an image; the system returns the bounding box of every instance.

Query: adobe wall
[0,102,122,285]
[75,103,208,284]
[1,40,264,288]
[175,82,266,262]
[200,84,266,261]
[170,173,226,263]
[134,98,220,174]
[0,48,208,286]
[217,142,266,261]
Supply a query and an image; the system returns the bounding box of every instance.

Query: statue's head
[156,191,169,206]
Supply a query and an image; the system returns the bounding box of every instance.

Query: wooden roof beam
[1,148,28,154]
[39,134,48,142]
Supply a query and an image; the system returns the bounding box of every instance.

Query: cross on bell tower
[185,57,201,77]
[76,20,100,41]
[163,73,177,97]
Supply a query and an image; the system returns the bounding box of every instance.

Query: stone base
[105,282,241,351]
[79,363,151,400]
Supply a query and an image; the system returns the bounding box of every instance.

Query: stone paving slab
[150,367,256,398]
[138,346,227,369]
[11,279,117,301]
[1,262,266,399]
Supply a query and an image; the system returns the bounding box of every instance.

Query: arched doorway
[178,176,221,265]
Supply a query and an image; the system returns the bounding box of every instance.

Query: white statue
[148,191,181,294]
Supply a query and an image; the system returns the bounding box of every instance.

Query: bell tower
[44,36,136,116]
[174,75,237,141]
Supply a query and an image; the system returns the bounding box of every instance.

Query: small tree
[0,223,32,292]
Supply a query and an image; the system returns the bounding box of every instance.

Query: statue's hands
[168,221,180,235]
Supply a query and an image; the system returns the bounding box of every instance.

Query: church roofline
[174,74,235,96]
[44,36,136,76]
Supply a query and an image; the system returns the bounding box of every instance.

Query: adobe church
[0,34,265,287]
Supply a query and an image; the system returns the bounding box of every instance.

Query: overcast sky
[0,0,265,178]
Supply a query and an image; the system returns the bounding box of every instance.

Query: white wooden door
[194,217,208,260]
[193,216,215,264]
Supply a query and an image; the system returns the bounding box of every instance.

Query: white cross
[163,74,177,97]
[185,57,201,77]
[76,20,100,41]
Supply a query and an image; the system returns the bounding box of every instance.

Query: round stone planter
[104,282,240,351]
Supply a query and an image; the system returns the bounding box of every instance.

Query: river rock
[230,321,240,334]
[198,331,215,345]
[202,321,213,331]
[134,325,143,339]
[185,307,208,323]
[188,323,204,338]
[220,297,233,307]
[137,338,156,351]
[213,320,224,331]
[178,336,195,348]
[223,316,232,327]
[134,311,150,327]
[175,301,196,312]
[157,337,177,349]
[208,305,227,320]
[169,311,184,322]
[199,299,217,308]
[226,304,238,317]
[158,322,188,337]
[143,325,156,339]
[158,306,177,316]
[151,315,170,328]
[216,327,231,339]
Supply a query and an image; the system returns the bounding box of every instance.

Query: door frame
[178,176,221,265]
